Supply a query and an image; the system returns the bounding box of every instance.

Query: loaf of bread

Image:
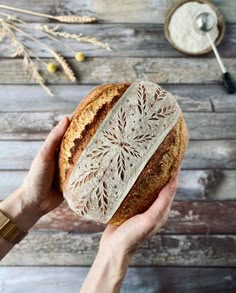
[57,81,189,225]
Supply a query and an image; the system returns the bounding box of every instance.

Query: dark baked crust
[57,83,189,225]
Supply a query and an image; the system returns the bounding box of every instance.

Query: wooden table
[0,0,236,292]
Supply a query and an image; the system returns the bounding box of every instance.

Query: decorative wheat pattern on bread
[149,105,176,121]
[68,83,178,217]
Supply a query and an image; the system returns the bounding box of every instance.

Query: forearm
[80,249,131,293]
[0,186,42,260]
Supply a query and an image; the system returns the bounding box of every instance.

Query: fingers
[38,116,70,161]
[144,168,180,222]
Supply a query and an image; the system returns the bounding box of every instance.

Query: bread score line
[61,81,184,224]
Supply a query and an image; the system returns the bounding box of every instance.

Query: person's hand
[80,170,180,293]
[22,116,70,217]
[99,169,180,260]
[0,116,70,232]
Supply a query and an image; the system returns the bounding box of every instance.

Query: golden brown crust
[58,83,130,191]
[57,83,189,225]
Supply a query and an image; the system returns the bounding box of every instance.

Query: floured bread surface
[57,82,189,225]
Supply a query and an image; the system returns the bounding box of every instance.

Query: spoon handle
[206,32,226,73]
[222,72,236,94]
[207,33,235,94]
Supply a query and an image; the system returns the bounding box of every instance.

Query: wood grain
[1,170,235,201]
[0,0,235,23]
[1,112,236,140]
[30,201,236,234]
[1,84,236,113]
[0,58,235,84]
[0,140,235,170]
[1,233,236,266]
[0,267,235,293]
[0,84,213,113]
[0,0,235,284]
[0,24,235,58]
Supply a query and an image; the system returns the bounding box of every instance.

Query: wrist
[80,249,130,293]
[0,186,43,232]
[97,247,130,280]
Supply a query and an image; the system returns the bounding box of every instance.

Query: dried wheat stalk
[49,49,76,82]
[38,25,111,51]
[55,15,96,23]
[3,20,77,83]
[0,18,53,96]
[0,4,96,23]
[0,27,5,41]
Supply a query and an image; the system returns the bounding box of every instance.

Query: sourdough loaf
[57,82,189,225]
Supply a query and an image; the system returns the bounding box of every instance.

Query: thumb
[39,116,70,160]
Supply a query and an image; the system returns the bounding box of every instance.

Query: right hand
[99,169,180,259]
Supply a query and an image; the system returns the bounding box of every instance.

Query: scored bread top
[57,82,189,225]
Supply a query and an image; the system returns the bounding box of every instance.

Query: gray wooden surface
[1,267,235,293]
[0,0,236,292]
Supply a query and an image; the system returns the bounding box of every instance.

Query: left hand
[22,116,70,217]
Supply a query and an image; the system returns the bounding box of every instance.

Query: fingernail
[58,117,66,126]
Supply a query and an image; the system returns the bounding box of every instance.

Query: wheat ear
[54,15,96,23]
[49,50,76,82]
[38,25,112,51]
[0,4,96,23]
[5,21,77,82]
[0,19,53,96]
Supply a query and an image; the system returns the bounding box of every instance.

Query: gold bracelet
[0,209,28,244]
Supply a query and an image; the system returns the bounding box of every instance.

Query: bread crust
[57,83,188,225]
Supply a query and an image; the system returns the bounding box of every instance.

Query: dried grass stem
[38,25,112,51]
[0,4,96,23]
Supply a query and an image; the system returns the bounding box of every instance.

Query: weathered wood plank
[0,140,235,170]
[0,112,54,134]
[0,84,218,113]
[0,171,27,199]
[1,112,236,140]
[0,267,235,293]
[30,201,236,234]
[1,84,236,113]
[1,170,235,201]
[0,141,41,170]
[0,24,235,58]
[1,233,236,266]
[0,58,235,84]
[0,0,235,23]
[185,113,236,139]
[179,170,236,200]
[183,140,236,169]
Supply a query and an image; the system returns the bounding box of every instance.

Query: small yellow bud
[75,52,85,62]
[47,63,58,73]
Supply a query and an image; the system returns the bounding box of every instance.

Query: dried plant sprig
[0,27,5,41]
[49,50,76,82]
[3,20,77,82]
[55,15,96,24]
[38,25,112,51]
[0,4,96,23]
[0,12,24,24]
[36,26,77,55]
[0,19,53,96]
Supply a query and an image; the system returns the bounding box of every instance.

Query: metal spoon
[195,12,235,94]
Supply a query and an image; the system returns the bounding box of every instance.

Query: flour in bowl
[168,2,219,53]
